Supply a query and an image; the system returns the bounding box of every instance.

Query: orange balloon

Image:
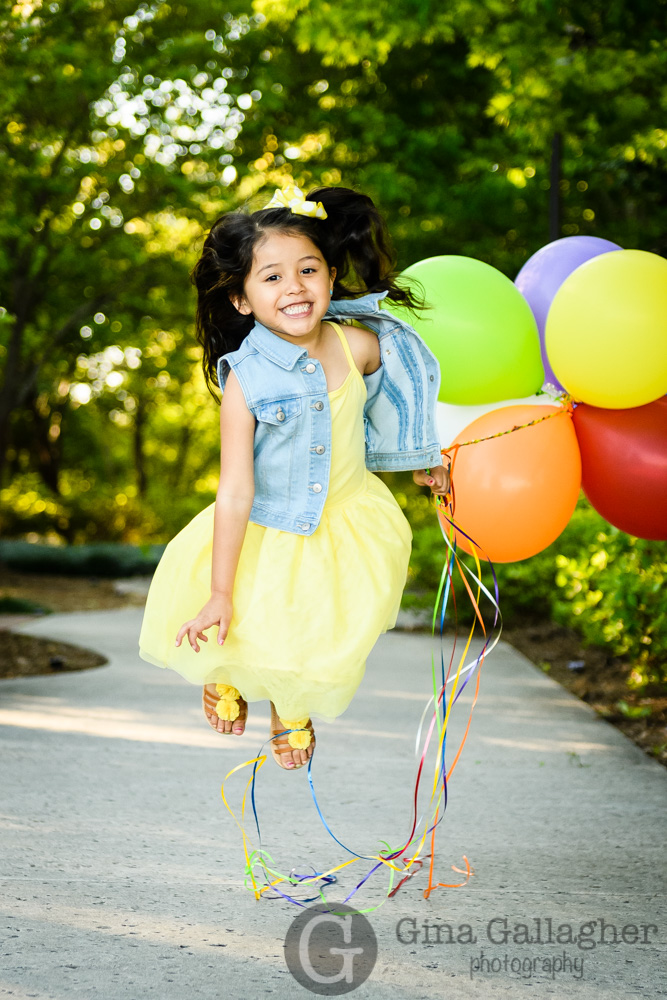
[442,404,581,562]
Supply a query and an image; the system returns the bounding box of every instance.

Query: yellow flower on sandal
[214,684,242,722]
[280,717,312,750]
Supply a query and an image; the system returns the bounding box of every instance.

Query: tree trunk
[0,294,111,487]
[134,397,147,498]
[0,314,28,489]
[549,131,562,242]
[27,389,63,496]
[173,422,192,491]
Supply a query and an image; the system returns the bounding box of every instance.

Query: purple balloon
[515,236,622,388]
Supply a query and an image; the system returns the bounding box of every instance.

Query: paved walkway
[1,607,665,999]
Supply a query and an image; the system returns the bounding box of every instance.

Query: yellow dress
[138,322,413,723]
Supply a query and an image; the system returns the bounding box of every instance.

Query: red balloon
[572,397,667,539]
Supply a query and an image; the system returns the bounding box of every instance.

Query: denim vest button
[312,483,322,493]
[315,445,325,454]
[314,400,324,410]
[299,522,310,530]
[276,408,285,421]
[305,362,316,373]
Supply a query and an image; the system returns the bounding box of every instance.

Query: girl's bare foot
[203,684,247,735]
[269,702,315,770]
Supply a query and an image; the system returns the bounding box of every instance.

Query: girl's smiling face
[233,231,335,341]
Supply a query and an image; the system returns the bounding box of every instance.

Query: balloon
[515,236,621,388]
[443,404,581,562]
[573,397,667,540]
[390,256,544,405]
[437,393,559,450]
[545,250,667,408]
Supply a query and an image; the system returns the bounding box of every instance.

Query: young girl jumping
[138,184,450,771]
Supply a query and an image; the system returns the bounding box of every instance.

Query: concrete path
[1,607,665,999]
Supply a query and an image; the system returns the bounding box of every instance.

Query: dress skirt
[138,324,413,722]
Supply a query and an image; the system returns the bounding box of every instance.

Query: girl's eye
[264,268,316,281]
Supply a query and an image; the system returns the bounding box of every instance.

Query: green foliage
[553,524,667,688]
[616,700,652,719]
[250,0,667,260]
[0,0,667,504]
[0,1,665,699]
[398,487,667,691]
[0,537,164,578]
[0,593,50,614]
[0,468,213,544]
[0,0,253,500]
[2,0,666,529]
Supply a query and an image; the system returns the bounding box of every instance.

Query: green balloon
[386,256,544,404]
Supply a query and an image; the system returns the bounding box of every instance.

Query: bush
[0,539,165,577]
[391,472,667,692]
[0,471,212,547]
[553,528,667,688]
[0,594,50,614]
[391,474,556,626]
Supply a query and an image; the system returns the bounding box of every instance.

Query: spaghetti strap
[329,321,362,381]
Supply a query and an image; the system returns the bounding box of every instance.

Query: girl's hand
[175,593,233,652]
[413,464,451,497]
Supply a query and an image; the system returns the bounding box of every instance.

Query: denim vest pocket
[251,396,302,503]
[253,397,302,425]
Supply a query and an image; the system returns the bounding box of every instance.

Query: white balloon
[437,390,561,449]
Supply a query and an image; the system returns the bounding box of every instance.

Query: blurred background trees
[1,0,665,540]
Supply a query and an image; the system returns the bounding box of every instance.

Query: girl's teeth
[283,304,311,315]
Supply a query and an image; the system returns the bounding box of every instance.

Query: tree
[0,0,255,494]
[1,0,664,541]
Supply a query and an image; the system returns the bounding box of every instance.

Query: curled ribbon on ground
[262,184,328,219]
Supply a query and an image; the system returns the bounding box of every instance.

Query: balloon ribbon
[219,460,502,912]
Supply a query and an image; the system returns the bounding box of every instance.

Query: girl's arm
[341,323,381,375]
[346,325,450,497]
[175,369,255,652]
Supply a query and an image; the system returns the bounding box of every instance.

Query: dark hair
[191,186,423,400]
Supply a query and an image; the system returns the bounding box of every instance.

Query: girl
[138,184,450,771]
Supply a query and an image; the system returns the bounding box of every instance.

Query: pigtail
[307,186,424,312]
[190,213,259,399]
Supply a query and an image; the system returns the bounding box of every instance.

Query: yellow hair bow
[262,184,328,219]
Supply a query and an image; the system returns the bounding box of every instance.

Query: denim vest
[216,290,442,535]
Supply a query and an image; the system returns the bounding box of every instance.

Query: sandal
[269,705,315,770]
[203,683,247,734]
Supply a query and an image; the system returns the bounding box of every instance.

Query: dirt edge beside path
[1,568,665,767]
[504,621,666,768]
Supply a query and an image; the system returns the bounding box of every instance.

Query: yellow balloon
[545,249,667,408]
